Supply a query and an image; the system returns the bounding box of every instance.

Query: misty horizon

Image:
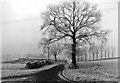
[1,0,118,61]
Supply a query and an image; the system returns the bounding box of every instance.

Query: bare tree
[90,44,101,60]
[40,1,109,68]
[76,45,88,61]
[111,47,115,58]
[39,38,63,62]
[38,37,51,60]
[107,47,110,58]
[49,42,63,62]
[104,48,107,59]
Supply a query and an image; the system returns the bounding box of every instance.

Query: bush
[44,60,53,65]
[25,60,53,69]
[25,62,31,69]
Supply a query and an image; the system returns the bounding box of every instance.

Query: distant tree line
[76,45,116,62]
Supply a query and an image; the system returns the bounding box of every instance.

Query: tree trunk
[93,52,95,60]
[112,51,114,58]
[54,55,57,62]
[47,44,49,60]
[96,52,98,60]
[105,49,107,59]
[71,38,77,68]
[108,48,110,58]
[77,56,79,62]
[85,53,87,61]
[89,52,91,60]
[101,50,102,59]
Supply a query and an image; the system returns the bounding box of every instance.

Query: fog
[1,0,118,61]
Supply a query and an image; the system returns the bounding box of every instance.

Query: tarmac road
[23,64,73,83]
[24,63,119,83]
[2,64,117,83]
[2,64,74,83]
[2,64,73,83]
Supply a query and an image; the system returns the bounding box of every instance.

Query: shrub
[26,62,33,69]
[44,60,53,65]
[25,60,53,69]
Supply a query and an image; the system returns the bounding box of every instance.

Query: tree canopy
[40,0,109,68]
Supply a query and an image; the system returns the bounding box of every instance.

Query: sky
[1,0,118,60]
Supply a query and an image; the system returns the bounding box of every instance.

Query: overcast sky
[1,0,118,60]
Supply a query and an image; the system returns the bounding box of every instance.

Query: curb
[61,70,77,83]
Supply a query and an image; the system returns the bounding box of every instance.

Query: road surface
[2,64,74,83]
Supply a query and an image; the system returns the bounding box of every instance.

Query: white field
[1,63,57,78]
[79,59,118,76]
[64,59,119,81]
[2,63,26,70]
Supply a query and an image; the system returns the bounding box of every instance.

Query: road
[2,64,74,83]
[23,64,73,83]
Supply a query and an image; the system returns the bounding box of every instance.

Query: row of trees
[39,0,110,68]
[38,38,115,63]
[77,45,115,61]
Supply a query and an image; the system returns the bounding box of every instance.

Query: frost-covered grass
[2,63,26,70]
[1,63,57,79]
[64,59,119,82]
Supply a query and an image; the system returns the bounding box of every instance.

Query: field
[2,63,26,70]
[64,59,119,82]
[1,63,57,79]
[1,59,119,82]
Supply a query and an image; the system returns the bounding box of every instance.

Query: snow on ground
[64,59,119,82]
[2,63,26,70]
[1,63,58,79]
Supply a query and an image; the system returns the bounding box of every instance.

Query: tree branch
[48,34,69,44]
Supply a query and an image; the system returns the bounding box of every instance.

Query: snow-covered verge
[63,59,119,82]
[1,63,58,79]
[2,63,26,70]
